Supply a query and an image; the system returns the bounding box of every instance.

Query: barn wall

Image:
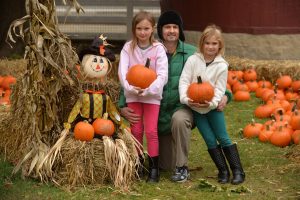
[161,0,300,34]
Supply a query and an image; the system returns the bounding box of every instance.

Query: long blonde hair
[131,11,156,51]
[198,24,225,56]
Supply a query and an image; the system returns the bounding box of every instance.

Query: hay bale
[0,58,27,78]
[53,136,108,187]
[227,56,300,83]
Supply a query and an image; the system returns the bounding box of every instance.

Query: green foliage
[1,93,300,200]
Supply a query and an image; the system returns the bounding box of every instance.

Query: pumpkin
[92,113,115,136]
[234,70,244,80]
[290,110,300,130]
[292,130,300,144]
[279,99,292,111]
[187,76,214,103]
[270,126,291,147]
[232,81,249,93]
[257,79,272,89]
[255,87,268,98]
[276,74,292,89]
[291,80,300,92]
[285,90,298,101]
[1,75,16,90]
[243,120,262,138]
[245,81,259,92]
[261,89,275,102]
[234,90,250,101]
[74,121,95,141]
[126,58,157,89]
[243,68,257,81]
[227,73,238,86]
[259,125,273,142]
[254,104,273,118]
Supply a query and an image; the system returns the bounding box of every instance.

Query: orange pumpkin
[270,126,291,147]
[126,58,157,89]
[291,80,300,92]
[232,81,249,93]
[187,76,214,103]
[259,125,273,142]
[92,113,115,136]
[234,90,250,101]
[243,120,262,138]
[255,87,267,98]
[227,73,238,86]
[254,104,273,118]
[276,74,292,90]
[74,121,95,141]
[1,75,16,90]
[292,130,300,144]
[245,81,259,92]
[243,68,257,81]
[257,79,272,89]
[290,110,300,130]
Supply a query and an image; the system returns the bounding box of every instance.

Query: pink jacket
[118,41,168,105]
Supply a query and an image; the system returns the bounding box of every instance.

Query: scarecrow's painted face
[81,54,110,80]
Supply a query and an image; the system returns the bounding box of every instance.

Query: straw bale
[0,58,27,78]
[227,56,300,83]
[53,135,108,187]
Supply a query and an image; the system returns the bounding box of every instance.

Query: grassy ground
[1,94,300,200]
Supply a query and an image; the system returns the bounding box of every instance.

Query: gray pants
[159,107,193,170]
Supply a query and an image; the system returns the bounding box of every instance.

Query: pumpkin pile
[0,75,16,105]
[229,68,300,147]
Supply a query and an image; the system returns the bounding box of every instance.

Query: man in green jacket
[119,10,232,182]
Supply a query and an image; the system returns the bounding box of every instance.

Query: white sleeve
[209,64,228,109]
[179,57,194,105]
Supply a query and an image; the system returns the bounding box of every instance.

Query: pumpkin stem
[145,58,150,68]
[103,112,108,119]
[291,101,298,112]
[197,76,203,84]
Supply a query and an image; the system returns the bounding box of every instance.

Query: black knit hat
[157,10,185,41]
[78,35,116,62]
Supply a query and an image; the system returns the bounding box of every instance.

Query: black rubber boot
[222,144,245,185]
[146,156,159,183]
[208,146,230,184]
[137,155,145,179]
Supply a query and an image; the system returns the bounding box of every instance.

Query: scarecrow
[40,35,142,190]
[63,35,123,139]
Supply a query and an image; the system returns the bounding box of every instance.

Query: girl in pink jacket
[118,11,168,183]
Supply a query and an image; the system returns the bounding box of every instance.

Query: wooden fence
[55,0,161,40]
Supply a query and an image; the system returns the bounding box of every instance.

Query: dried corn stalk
[3,0,83,180]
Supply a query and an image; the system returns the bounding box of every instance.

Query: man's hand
[120,107,141,124]
[217,95,228,111]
